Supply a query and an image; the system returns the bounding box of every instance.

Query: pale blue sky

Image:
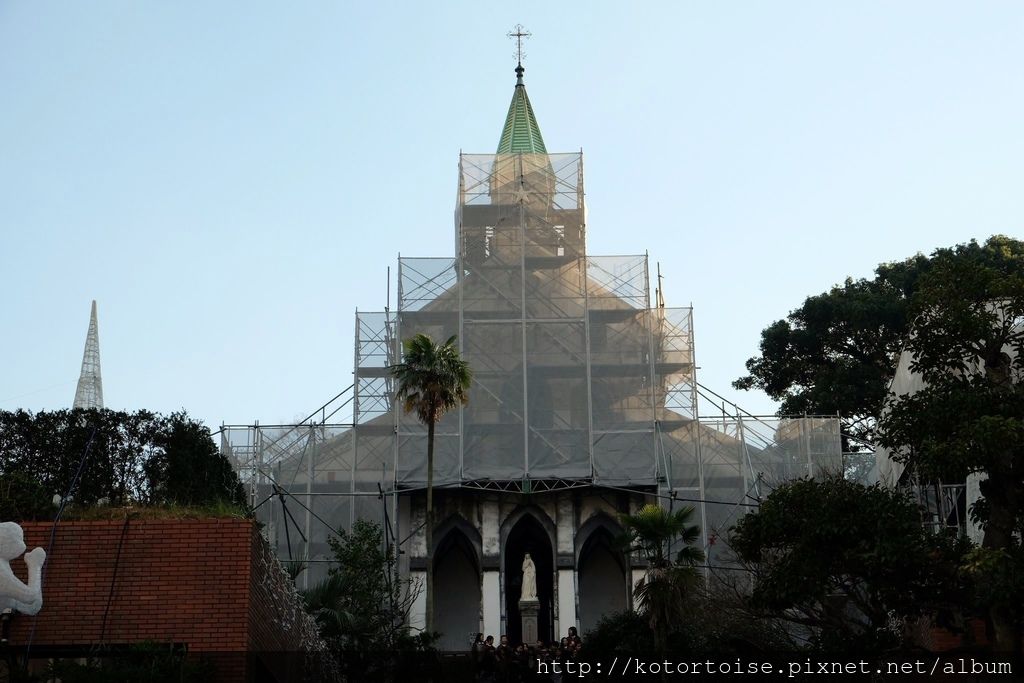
[2,2,1022,429]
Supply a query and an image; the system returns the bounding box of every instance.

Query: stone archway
[433,518,481,651]
[502,512,555,645]
[576,513,628,636]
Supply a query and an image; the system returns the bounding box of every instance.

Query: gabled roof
[496,65,547,154]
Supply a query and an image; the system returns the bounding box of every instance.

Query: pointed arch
[500,505,557,644]
[575,511,629,635]
[574,511,625,568]
[433,514,482,651]
[498,504,557,552]
[432,513,482,570]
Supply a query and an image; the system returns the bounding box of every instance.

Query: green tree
[0,408,245,514]
[145,411,246,508]
[584,590,793,670]
[389,333,471,634]
[731,476,970,652]
[733,250,940,451]
[304,519,431,681]
[877,235,1024,652]
[0,470,53,521]
[618,503,705,650]
[0,408,157,508]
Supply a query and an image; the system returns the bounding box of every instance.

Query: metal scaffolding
[221,151,843,585]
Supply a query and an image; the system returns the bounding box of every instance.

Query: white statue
[520,552,537,601]
[0,522,46,615]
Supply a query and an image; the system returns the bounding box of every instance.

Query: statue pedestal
[519,598,540,645]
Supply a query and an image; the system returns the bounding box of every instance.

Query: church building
[224,58,841,651]
[358,60,701,648]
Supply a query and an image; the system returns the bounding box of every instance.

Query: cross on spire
[507,24,531,66]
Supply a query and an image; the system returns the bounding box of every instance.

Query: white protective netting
[224,151,843,580]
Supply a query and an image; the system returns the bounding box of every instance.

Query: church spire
[73,300,103,410]
[497,26,547,154]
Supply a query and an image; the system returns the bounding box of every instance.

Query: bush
[731,475,973,652]
[44,643,214,683]
[0,409,246,517]
[0,471,53,521]
[145,411,246,508]
[583,610,657,662]
[303,519,434,682]
[584,594,790,669]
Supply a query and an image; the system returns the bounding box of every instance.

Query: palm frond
[390,333,472,425]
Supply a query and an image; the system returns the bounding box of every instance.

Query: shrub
[0,409,245,517]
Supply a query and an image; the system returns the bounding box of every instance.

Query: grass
[56,499,251,521]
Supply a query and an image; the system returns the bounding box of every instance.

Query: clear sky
[2,2,1022,430]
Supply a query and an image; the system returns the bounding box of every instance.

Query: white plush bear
[0,522,45,615]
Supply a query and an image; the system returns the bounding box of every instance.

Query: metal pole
[690,309,709,573]
[352,309,360,529]
[303,425,315,589]
[458,168,466,480]
[645,256,658,483]
[519,153,530,479]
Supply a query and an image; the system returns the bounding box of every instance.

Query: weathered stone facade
[399,488,650,649]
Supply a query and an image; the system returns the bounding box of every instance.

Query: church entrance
[504,514,553,645]
[577,527,628,635]
[434,527,481,651]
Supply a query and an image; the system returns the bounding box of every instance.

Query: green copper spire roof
[496,65,547,154]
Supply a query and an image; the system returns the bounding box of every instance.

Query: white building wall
[481,498,502,637]
[482,570,501,638]
[555,497,577,636]
[630,569,645,611]
[482,499,500,556]
[557,569,576,637]
[876,348,928,487]
[966,472,987,544]
[409,570,427,632]
[556,498,574,557]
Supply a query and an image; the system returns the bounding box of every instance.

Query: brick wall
[6,517,329,682]
[248,525,336,680]
[927,619,996,651]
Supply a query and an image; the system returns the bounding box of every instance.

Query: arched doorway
[434,526,481,651]
[577,521,628,636]
[504,514,554,645]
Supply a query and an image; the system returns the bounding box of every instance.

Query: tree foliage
[732,235,1024,652]
[618,503,705,650]
[38,643,214,683]
[0,470,55,521]
[0,408,245,516]
[877,235,1024,651]
[145,411,246,507]
[731,476,970,652]
[733,259,923,446]
[736,235,1024,450]
[303,519,433,682]
[390,334,473,429]
[584,590,792,670]
[619,503,704,569]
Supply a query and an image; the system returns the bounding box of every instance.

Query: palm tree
[619,503,704,649]
[389,333,471,633]
[303,572,357,644]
